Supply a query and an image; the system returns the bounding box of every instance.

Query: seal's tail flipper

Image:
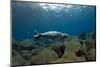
[33,30,41,41]
[34,30,39,35]
[34,35,41,41]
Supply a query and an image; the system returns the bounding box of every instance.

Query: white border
[0,0,99,67]
[17,0,96,5]
[0,0,10,67]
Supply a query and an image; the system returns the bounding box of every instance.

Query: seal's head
[62,34,68,39]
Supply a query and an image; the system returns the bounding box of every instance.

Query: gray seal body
[33,31,69,41]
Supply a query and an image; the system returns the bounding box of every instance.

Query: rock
[12,52,30,66]
[50,40,86,63]
[64,40,81,53]
[30,48,59,64]
[19,50,32,60]
[18,45,44,60]
[79,33,86,40]
[85,40,96,50]
[12,39,21,51]
[30,47,44,55]
[51,52,86,63]
[12,39,19,45]
[75,40,96,61]
[20,39,34,50]
[45,41,67,58]
[12,49,19,56]
[86,48,96,61]
[46,41,65,47]
[79,32,96,40]
[75,49,85,57]
[86,32,96,40]
[51,45,66,58]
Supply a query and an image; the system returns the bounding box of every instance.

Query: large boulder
[50,41,86,63]
[30,48,59,64]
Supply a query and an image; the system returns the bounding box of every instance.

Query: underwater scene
[12,1,96,66]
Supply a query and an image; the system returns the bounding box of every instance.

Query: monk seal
[33,31,69,41]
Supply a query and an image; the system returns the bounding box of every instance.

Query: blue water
[12,1,96,41]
